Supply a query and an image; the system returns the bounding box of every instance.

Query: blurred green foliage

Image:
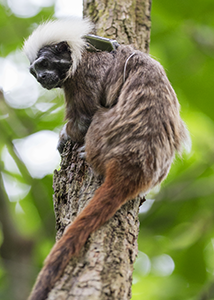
[0,1,213,300]
[133,1,214,300]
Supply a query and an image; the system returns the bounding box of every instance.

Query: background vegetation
[0,0,214,299]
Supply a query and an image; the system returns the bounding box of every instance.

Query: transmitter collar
[84,34,119,52]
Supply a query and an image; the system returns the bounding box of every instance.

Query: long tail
[28,160,143,300]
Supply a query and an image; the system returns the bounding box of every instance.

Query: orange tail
[28,160,142,300]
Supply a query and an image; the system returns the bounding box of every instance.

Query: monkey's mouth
[37,74,62,90]
[40,81,60,90]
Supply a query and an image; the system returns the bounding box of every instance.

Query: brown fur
[28,45,190,300]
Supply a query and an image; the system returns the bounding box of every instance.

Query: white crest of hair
[23,18,93,75]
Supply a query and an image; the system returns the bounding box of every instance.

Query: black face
[29,42,72,90]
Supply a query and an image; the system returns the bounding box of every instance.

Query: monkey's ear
[55,42,70,53]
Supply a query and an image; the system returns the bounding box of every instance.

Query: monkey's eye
[55,42,69,53]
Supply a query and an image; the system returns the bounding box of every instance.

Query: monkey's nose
[37,73,47,83]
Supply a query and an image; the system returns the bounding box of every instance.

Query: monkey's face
[29,42,72,90]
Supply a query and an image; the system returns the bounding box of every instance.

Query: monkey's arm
[57,124,70,153]
[57,113,92,153]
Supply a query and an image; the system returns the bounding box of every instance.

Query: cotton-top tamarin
[23,18,191,300]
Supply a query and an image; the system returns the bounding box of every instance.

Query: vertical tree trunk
[83,0,151,53]
[47,1,151,299]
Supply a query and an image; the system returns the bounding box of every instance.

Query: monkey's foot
[77,145,86,159]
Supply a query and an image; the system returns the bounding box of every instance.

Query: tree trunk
[83,0,151,53]
[47,1,151,299]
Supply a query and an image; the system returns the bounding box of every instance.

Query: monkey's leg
[28,159,146,300]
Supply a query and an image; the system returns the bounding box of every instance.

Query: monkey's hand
[57,123,70,154]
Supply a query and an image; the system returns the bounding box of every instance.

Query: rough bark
[47,1,151,299]
[83,0,151,53]
[48,141,142,300]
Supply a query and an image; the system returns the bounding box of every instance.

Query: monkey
[23,18,191,300]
